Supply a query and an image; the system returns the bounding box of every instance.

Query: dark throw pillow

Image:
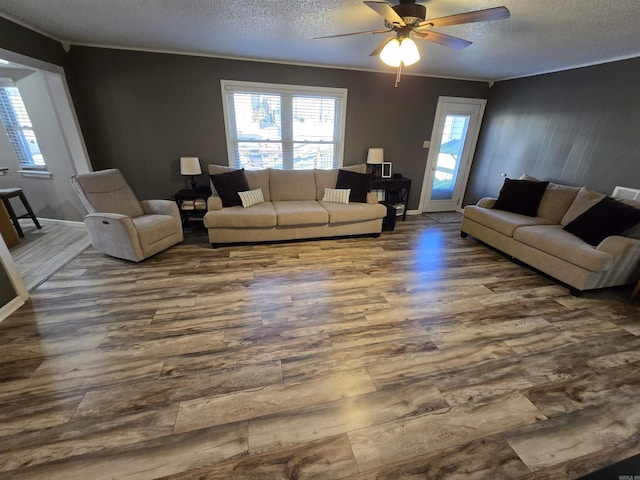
[336,169,369,203]
[493,178,549,217]
[563,196,640,246]
[210,168,249,207]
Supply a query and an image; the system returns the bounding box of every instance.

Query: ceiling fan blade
[364,1,406,27]
[369,36,395,56]
[412,30,472,50]
[314,29,391,39]
[417,6,510,28]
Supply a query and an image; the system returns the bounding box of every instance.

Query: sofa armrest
[596,235,640,256]
[477,197,497,209]
[208,196,223,211]
[595,235,640,286]
[366,192,379,204]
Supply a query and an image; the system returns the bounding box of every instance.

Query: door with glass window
[420,97,486,212]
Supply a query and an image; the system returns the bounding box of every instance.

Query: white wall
[0,64,90,221]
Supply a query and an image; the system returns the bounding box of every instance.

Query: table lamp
[180,157,202,191]
[367,148,384,176]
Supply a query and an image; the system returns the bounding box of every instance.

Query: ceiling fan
[316,0,509,83]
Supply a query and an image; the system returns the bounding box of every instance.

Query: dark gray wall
[0,261,17,308]
[0,16,66,66]
[465,57,640,205]
[66,46,490,209]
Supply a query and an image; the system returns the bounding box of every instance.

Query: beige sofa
[204,164,387,246]
[461,182,640,292]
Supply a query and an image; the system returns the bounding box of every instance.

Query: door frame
[419,96,486,213]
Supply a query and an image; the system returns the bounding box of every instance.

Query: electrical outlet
[423,141,430,149]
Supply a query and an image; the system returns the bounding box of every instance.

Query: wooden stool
[0,188,41,238]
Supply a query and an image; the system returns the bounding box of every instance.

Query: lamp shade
[367,148,384,165]
[380,37,420,67]
[180,157,202,176]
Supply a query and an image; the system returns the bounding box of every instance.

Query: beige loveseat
[461,181,640,293]
[204,164,387,246]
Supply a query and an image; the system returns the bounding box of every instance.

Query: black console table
[370,176,412,221]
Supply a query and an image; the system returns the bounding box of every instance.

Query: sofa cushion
[537,183,581,223]
[463,205,554,237]
[204,203,277,228]
[514,225,613,272]
[320,201,387,224]
[273,201,328,226]
[210,169,249,207]
[560,187,605,225]
[132,215,180,246]
[493,178,549,217]
[517,174,580,223]
[314,169,339,200]
[563,196,640,246]
[336,169,370,203]
[270,169,316,201]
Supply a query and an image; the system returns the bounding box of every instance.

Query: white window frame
[221,80,347,170]
[0,83,46,170]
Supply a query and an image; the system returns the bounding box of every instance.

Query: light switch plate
[423,141,430,149]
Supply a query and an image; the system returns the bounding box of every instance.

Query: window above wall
[221,80,347,170]
[0,84,46,171]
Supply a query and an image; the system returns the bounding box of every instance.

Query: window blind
[222,81,347,170]
[0,85,45,169]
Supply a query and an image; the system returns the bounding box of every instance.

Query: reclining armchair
[71,169,183,262]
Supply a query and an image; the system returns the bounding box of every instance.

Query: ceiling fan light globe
[400,37,420,66]
[380,38,401,67]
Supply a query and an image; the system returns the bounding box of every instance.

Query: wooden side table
[175,187,211,225]
[0,202,20,248]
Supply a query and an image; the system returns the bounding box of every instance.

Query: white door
[420,97,486,212]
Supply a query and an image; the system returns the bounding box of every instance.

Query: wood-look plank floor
[1,215,639,479]
[9,220,90,292]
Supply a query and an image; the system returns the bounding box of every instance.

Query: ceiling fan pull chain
[395,62,403,87]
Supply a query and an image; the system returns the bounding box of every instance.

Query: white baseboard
[32,217,85,227]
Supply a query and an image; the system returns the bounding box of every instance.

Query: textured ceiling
[1,0,640,81]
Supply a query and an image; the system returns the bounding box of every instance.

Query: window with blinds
[221,80,347,170]
[0,85,46,169]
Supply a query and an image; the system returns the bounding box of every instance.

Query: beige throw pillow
[322,188,350,204]
[238,188,265,208]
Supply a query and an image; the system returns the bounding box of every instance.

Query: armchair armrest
[140,199,179,216]
[83,213,144,262]
[140,199,181,225]
[477,197,497,209]
[208,196,223,211]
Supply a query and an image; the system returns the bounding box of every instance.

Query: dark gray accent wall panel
[0,17,66,66]
[465,57,640,205]
[66,46,489,209]
[0,261,17,309]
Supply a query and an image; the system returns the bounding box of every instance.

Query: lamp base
[190,177,197,191]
